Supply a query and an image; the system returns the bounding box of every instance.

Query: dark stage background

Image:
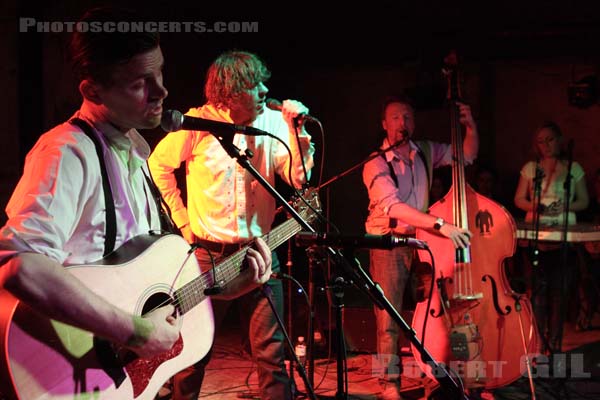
[3,1,600,278]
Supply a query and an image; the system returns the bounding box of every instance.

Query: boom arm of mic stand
[217,135,466,398]
[318,140,405,191]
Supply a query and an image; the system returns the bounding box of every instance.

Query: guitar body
[0,188,322,400]
[0,234,214,400]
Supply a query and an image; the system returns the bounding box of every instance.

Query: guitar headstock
[292,187,322,228]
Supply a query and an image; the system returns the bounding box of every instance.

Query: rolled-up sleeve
[363,156,402,215]
[0,134,91,265]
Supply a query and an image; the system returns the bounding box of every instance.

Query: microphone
[295,232,429,250]
[161,109,269,136]
[265,99,319,123]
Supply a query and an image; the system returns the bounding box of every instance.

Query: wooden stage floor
[193,304,600,399]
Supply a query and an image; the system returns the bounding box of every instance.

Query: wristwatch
[433,217,445,231]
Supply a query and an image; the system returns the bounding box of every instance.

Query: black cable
[262,276,316,400]
[187,242,222,296]
[417,246,467,396]
[274,271,341,394]
[419,247,436,347]
[266,132,340,234]
[292,119,309,189]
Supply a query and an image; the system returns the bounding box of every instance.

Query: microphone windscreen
[265,98,283,112]
[161,109,184,132]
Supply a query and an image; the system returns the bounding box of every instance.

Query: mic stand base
[331,276,349,400]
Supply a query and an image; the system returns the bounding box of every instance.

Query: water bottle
[294,336,306,366]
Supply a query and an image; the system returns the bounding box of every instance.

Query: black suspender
[385,157,399,187]
[414,144,431,191]
[381,146,430,189]
[70,118,116,256]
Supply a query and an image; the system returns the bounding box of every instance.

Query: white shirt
[148,104,314,243]
[363,138,453,235]
[0,109,161,265]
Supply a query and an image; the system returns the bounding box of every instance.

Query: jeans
[370,247,413,382]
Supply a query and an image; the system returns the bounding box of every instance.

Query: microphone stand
[305,246,325,388]
[315,136,467,398]
[528,160,554,355]
[530,161,544,269]
[215,135,317,400]
[323,246,470,400]
[556,140,575,353]
[298,133,404,395]
[286,239,302,398]
[215,133,466,399]
[318,138,405,191]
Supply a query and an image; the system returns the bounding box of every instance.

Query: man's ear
[79,79,103,105]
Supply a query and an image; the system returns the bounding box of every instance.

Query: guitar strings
[142,212,310,318]
[175,219,300,312]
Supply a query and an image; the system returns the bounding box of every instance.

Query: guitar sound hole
[142,292,176,317]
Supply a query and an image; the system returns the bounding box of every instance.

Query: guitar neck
[174,216,303,314]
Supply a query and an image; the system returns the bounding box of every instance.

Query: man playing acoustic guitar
[0,7,271,399]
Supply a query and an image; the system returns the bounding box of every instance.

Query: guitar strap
[142,166,181,236]
[70,118,116,256]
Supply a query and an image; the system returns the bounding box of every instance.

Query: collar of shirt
[382,137,417,164]
[189,103,267,129]
[75,109,151,172]
[187,103,268,151]
[189,103,233,122]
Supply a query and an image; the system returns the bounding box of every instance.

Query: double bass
[411,53,539,391]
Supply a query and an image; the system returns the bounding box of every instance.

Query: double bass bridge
[452,259,483,301]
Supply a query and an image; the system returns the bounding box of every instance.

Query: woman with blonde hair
[514,121,589,354]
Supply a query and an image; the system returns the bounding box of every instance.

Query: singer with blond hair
[149,49,315,400]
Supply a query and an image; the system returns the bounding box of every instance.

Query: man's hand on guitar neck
[246,237,273,285]
[213,237,273,300]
